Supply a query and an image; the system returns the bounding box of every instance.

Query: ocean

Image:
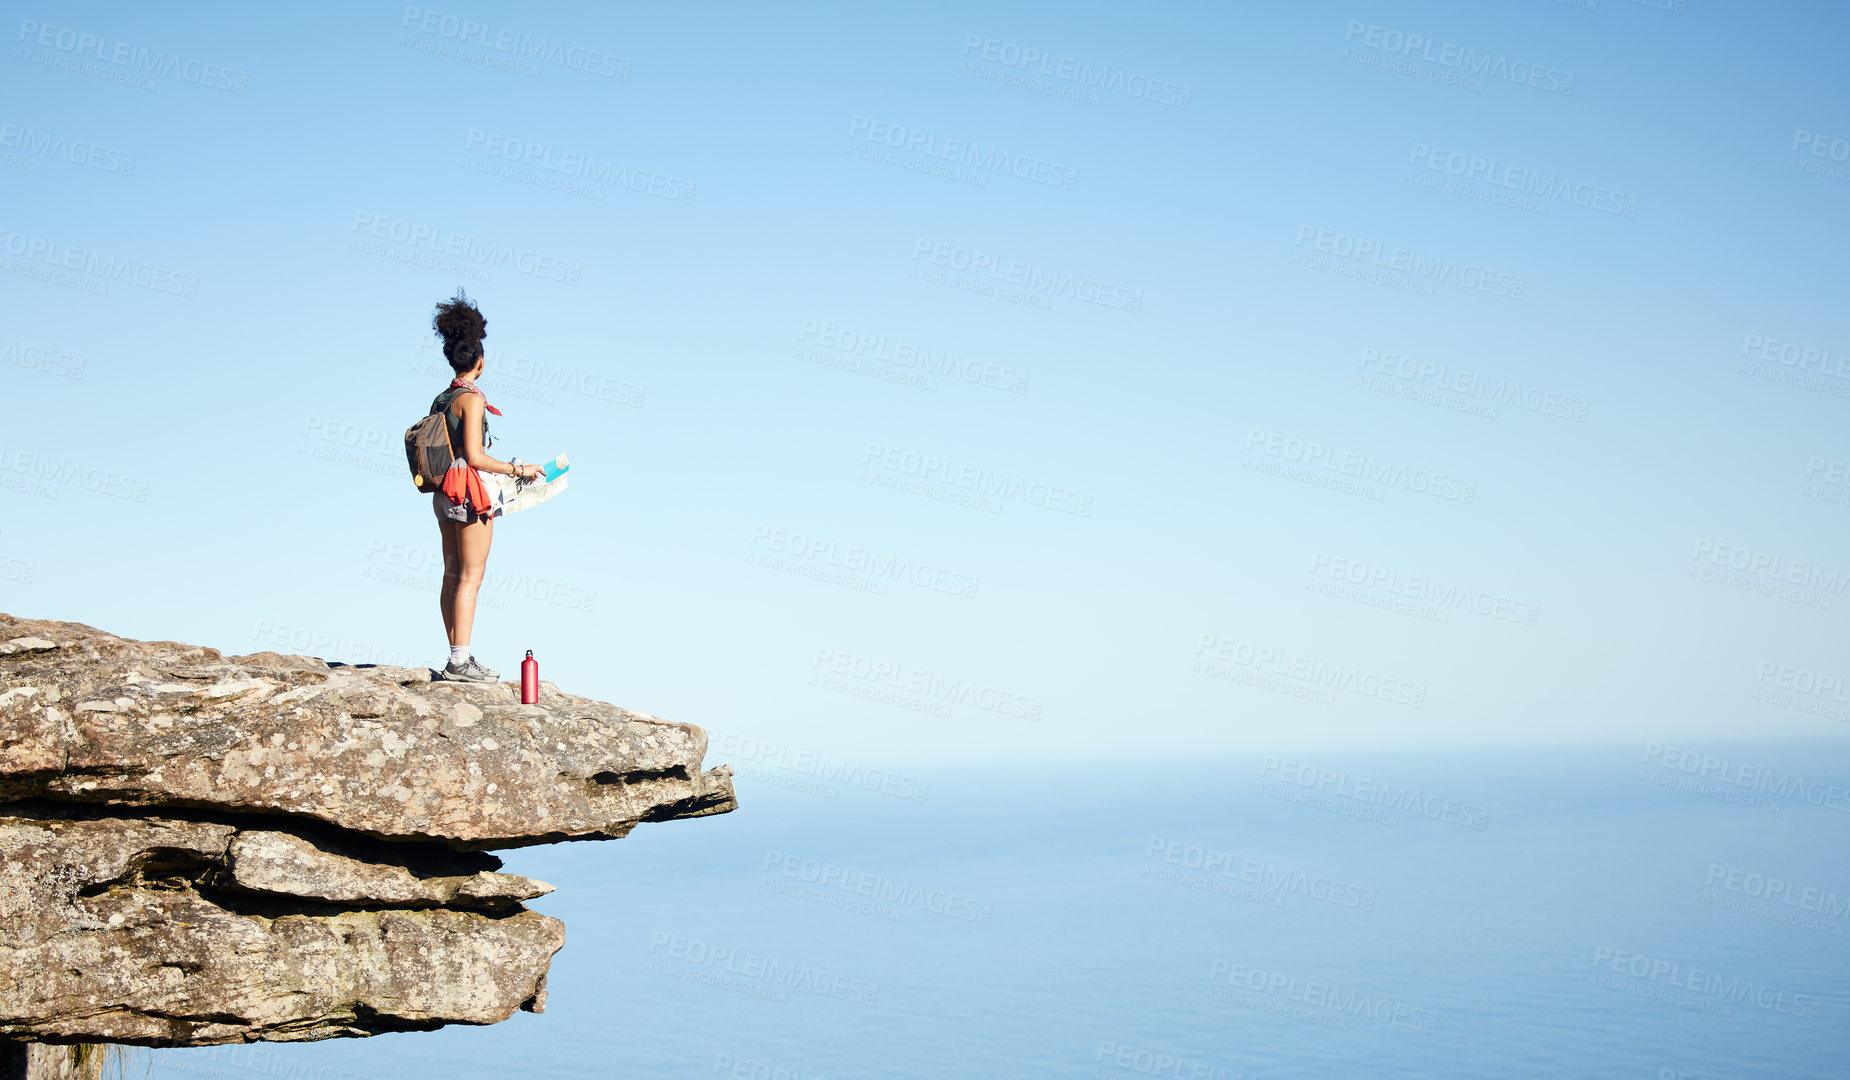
[131,741,1849,1080]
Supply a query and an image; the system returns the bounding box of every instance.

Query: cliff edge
[0,613,736,1048]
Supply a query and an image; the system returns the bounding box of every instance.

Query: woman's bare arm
[455,394,541,479]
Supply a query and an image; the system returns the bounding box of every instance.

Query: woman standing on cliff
[430,289,545,682]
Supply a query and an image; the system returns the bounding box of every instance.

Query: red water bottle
[520,650,539,704]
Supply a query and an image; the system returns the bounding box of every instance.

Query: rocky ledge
[0,613,736,1049]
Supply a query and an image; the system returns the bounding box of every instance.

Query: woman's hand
[516,462,545,482]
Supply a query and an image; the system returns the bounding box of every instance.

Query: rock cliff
[0,613,736,1051]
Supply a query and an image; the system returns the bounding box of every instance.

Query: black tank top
[431,386,491,451]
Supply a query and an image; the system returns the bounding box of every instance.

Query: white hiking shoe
[441,656,500,682]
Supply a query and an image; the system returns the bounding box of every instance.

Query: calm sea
[131,741,1850,1080]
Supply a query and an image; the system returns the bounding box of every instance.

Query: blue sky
[5,0,1849,765]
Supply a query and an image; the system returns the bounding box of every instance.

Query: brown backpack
[404,411,455,493]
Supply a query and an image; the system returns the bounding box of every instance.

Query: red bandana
[449,376,503,416]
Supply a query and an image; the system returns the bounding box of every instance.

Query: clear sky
[4,0,1849,766]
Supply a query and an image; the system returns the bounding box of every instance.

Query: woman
[430,289,544,682]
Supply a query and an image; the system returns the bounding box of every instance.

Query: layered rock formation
[0,613,736,1052]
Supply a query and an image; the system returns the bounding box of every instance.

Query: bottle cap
[526,650,534,658]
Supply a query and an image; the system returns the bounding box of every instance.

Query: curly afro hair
[432,288,487,374]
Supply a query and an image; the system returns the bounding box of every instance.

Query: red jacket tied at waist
[440,459,495,514]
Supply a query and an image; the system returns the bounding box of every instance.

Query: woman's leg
[445,515,494,648]
[438,517,460,643]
